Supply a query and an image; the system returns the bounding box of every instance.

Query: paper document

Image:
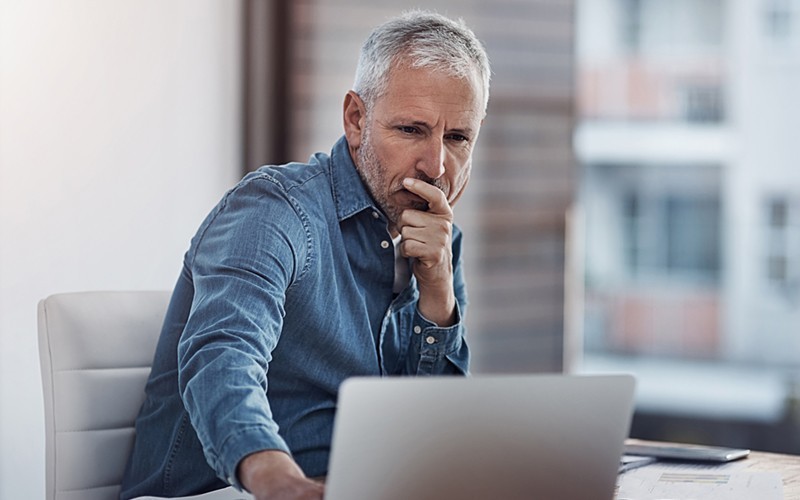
[616,462,783,500]
[133,486,254,500]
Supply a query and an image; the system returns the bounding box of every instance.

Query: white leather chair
[38,291,171,500]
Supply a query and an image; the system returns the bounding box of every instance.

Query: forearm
[406,224,469,374]
[416,284,457,327]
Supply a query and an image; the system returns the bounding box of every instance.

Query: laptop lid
[325,374,635,500]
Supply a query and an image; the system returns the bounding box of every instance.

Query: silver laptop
[325,374,635,500]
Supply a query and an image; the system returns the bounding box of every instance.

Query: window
[763,0,800,56]
[584,163,721,285]
[625,192,720,280]
[682,85,725,123]
[620,0,643,52]
[764,195,800,301]
[765,0,796,41]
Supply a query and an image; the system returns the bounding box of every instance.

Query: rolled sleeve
[214,425,291,490]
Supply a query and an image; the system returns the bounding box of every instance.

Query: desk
[742,449,800,498]
[619,444,800,499]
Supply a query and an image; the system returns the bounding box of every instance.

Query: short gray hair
[353,10,491,114]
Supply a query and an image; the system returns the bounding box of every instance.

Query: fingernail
[403,178,414,187]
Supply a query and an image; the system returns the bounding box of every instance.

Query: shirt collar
[329,135,380,222]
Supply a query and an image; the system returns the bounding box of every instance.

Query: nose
[416,138,446,180]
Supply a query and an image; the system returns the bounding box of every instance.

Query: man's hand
[238,450,324,500]
[397,177,457,327]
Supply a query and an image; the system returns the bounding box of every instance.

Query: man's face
[352,64,483,228]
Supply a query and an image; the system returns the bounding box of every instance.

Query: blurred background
[1,0,798,498]
[576,0,800,456]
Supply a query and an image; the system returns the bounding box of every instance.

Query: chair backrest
[38,291,171,500]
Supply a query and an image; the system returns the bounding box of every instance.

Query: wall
[0,1,242,497]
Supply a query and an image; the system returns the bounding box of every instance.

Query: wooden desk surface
[741,449,800,499]
[622,440,800,498]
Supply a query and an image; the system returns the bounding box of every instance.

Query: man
[121,10,490,500]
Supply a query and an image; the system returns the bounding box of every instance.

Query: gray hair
[353,10,491,114]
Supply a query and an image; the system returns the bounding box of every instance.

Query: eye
[446,133,470,143]
[398,126,419,135]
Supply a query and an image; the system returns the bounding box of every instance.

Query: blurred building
[576,0,800,451]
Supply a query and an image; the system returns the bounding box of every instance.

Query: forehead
[373,64,483,126]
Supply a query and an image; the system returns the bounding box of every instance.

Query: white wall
[0,1,242,497]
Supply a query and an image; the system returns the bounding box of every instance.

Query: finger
[398,205,450,226]
[402,177,451,215]
[396,211,453,244]
[400,239,433,263]
[399,223,452,266]
[399,216,451,243]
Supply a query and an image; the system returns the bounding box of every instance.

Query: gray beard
[355,127,447,226]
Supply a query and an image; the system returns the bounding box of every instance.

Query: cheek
[448,163,472,204]
[455,162,471,188]
[381,149,416,181]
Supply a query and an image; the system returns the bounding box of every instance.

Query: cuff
[214,425,291,491]
[414,302,464,356]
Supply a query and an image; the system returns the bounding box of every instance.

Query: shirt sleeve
[176,176,309,488]
[400,226,470,376]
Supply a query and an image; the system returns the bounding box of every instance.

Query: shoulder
[196,155,331,245]
[243,152,331,197]
[210,153,333,228]
[203,153,334,258]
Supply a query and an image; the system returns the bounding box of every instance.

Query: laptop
[133,374,634,500]
[325,374,636,500]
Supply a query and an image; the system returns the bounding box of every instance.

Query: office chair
[37,291,170,500]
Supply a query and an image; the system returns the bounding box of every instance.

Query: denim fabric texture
[120,136,469,499]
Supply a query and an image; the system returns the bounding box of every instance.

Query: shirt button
[425,336,436,345]
[380,240,390,249]
[413,325,422,334]
[372,211,380,219]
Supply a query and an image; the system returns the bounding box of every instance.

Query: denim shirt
[120,136,469,499]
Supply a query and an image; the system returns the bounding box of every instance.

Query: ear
[343,90,367,149]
